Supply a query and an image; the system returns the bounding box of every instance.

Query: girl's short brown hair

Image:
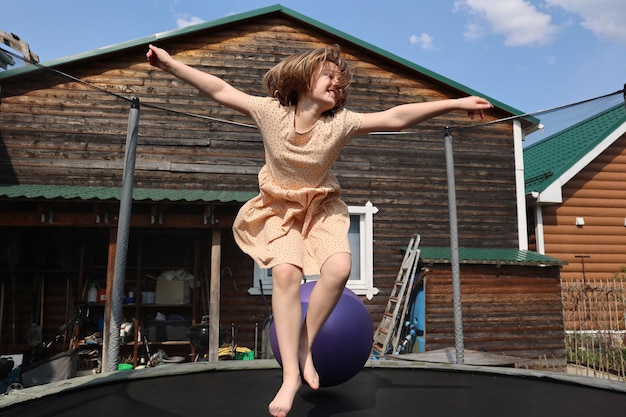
[263,45,352,114]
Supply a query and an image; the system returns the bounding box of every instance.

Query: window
[247,201,379,300]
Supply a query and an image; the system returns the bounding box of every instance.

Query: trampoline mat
[1,367,625,416]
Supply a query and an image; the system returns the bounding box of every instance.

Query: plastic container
[141,291,155,304]
[235,350,255,360]
[97,288,106,304]
[87,282,98,304]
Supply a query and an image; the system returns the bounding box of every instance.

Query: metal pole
[106,97,140,371]
[444,126,465,364]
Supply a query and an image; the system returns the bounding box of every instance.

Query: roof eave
[0,184,256,203]
[529,119,626,200]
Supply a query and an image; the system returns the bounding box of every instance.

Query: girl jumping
[147,44,492,417]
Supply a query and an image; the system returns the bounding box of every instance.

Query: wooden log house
[0,5,566,367]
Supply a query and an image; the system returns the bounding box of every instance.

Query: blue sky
[2,0,625,143]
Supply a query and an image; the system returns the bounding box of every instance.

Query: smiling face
[308,62,343,112]
[263,46,353,116]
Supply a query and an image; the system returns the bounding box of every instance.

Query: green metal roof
[524,103,626,195]
[0,184,256,203]
[420,247,565,266]
[0,4,536,126]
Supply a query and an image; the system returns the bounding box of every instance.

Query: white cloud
[545,0,626,46]
[453,0,559,46]
[176,15,204,28]
[409,33,436,50]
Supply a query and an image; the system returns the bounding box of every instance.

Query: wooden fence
[561,279,626,380]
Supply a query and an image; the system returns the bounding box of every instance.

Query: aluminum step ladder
[372,234,421,356]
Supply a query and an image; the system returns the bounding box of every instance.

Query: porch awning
[0,184,256,203]
[420,247,566,267]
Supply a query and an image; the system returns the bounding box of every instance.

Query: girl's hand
[146,44,175,71]
[457,96,493,120]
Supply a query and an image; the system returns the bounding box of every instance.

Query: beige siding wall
[542,133,626,281]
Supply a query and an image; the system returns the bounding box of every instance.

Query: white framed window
[247,201,379,300]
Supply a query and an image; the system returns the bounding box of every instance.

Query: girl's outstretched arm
[358,96,493,134]
[146,44,251,115]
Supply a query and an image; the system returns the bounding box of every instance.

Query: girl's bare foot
[299,344,320,390]
[269,375,301,417]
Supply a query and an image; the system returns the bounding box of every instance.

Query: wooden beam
[208,228,221,362]
[0,30,39,63]
[101,228,117,367]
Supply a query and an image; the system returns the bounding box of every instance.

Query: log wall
[0,17,519,248]
[0,13,528,357]
[424,263,566,361]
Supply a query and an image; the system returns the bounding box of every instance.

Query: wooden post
[208,228,221,361]
[102,227,117,368]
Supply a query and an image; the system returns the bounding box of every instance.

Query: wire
[0,46,258,130]
[141,101,256,129]
[2,45,624,136]
[1,46,132,102]
[457,88,625,132]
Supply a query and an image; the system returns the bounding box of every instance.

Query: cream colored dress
[233,96,363,275]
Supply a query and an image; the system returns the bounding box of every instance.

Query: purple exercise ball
[269,281,373,387]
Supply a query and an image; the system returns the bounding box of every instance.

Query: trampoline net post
[444,127,465,364]
[106,97,140,371]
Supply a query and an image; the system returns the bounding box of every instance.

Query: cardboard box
[155,280,190,304]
